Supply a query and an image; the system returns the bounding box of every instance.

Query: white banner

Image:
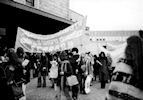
[15,17,86,53]
[98,42,127,67]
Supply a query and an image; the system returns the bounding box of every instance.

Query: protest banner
[15,17,86,52]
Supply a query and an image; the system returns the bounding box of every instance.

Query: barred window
[26,0,34,6]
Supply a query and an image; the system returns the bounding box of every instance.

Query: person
[0,61,15,100]
[5,48,25,100]
[37,52,48,88]
[57,50,73,100]
[29,53,36,79]
[106,53,113,82]
[93,54,100,81]
[70,47,80,100]
[78,54,86,94]
[49,54,58,89]
[82,52,94,94]
[106,35,143,100]
[98,52,109,89]
[16,47,28,100]
[36,53,41,87]
[23,53,31,85]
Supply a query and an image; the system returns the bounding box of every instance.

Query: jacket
[106,62,143,100]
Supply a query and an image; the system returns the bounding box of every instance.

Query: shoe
[37,85,41,88]
[51,85,54,88]
[101,87,105,89]
[73,97,78,100]
[42,85,46,87]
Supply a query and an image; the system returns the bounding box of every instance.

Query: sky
[69,0,143,31]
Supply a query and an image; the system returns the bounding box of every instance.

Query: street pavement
[26,77,109,100]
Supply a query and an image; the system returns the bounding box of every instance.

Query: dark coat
[98,57,109,81]
[70,54,79,75]
[6,51,24,84]
[37,54,48,76]
[0,65,15,100]
[58,60,73,88]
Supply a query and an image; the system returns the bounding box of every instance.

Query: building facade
[13,0,83,22]
[88,31,139,42]
[0,0,84,48]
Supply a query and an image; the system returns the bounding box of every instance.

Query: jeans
[72,84,79,100]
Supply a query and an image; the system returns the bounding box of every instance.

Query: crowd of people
[0,45,113,100]
[0,34,143,100]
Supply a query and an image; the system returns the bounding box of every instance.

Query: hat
[72,47,78,53]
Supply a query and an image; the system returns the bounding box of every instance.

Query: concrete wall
[68,10,84,22]
[12,0,84,22]
[34,0,69,19]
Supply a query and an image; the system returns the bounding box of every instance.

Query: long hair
[7,48,19,65]
[16,47,24,58]
[125,35,143,90]
[99,51,106,59]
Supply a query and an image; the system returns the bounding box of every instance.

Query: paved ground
[26,77,109,100]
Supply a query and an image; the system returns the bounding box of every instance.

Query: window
[26,0,34,6]
[0,28,6,36]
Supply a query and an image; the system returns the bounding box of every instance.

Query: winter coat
[0,66,15,100]
[58,60,73,88]
[106,62,143,100]
[98,57,109,81]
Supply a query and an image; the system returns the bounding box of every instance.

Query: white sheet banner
[98,42,127,67]
[15,17,86,52]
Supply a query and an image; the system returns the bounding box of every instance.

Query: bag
[84,75,92,94]
[11,81,24,99]
[67,75,79,86]
[42,67,46,71]
[49,66,58,78]
[22,59,29,67]
[81,64,86,72]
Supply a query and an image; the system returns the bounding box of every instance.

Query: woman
[5,48,25,100]
[106,35,143,100]
[16,47,29,100]
[98,52,109,89]
[56,51,73,100]
[49,54,58,89]
[0,62,15,100]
